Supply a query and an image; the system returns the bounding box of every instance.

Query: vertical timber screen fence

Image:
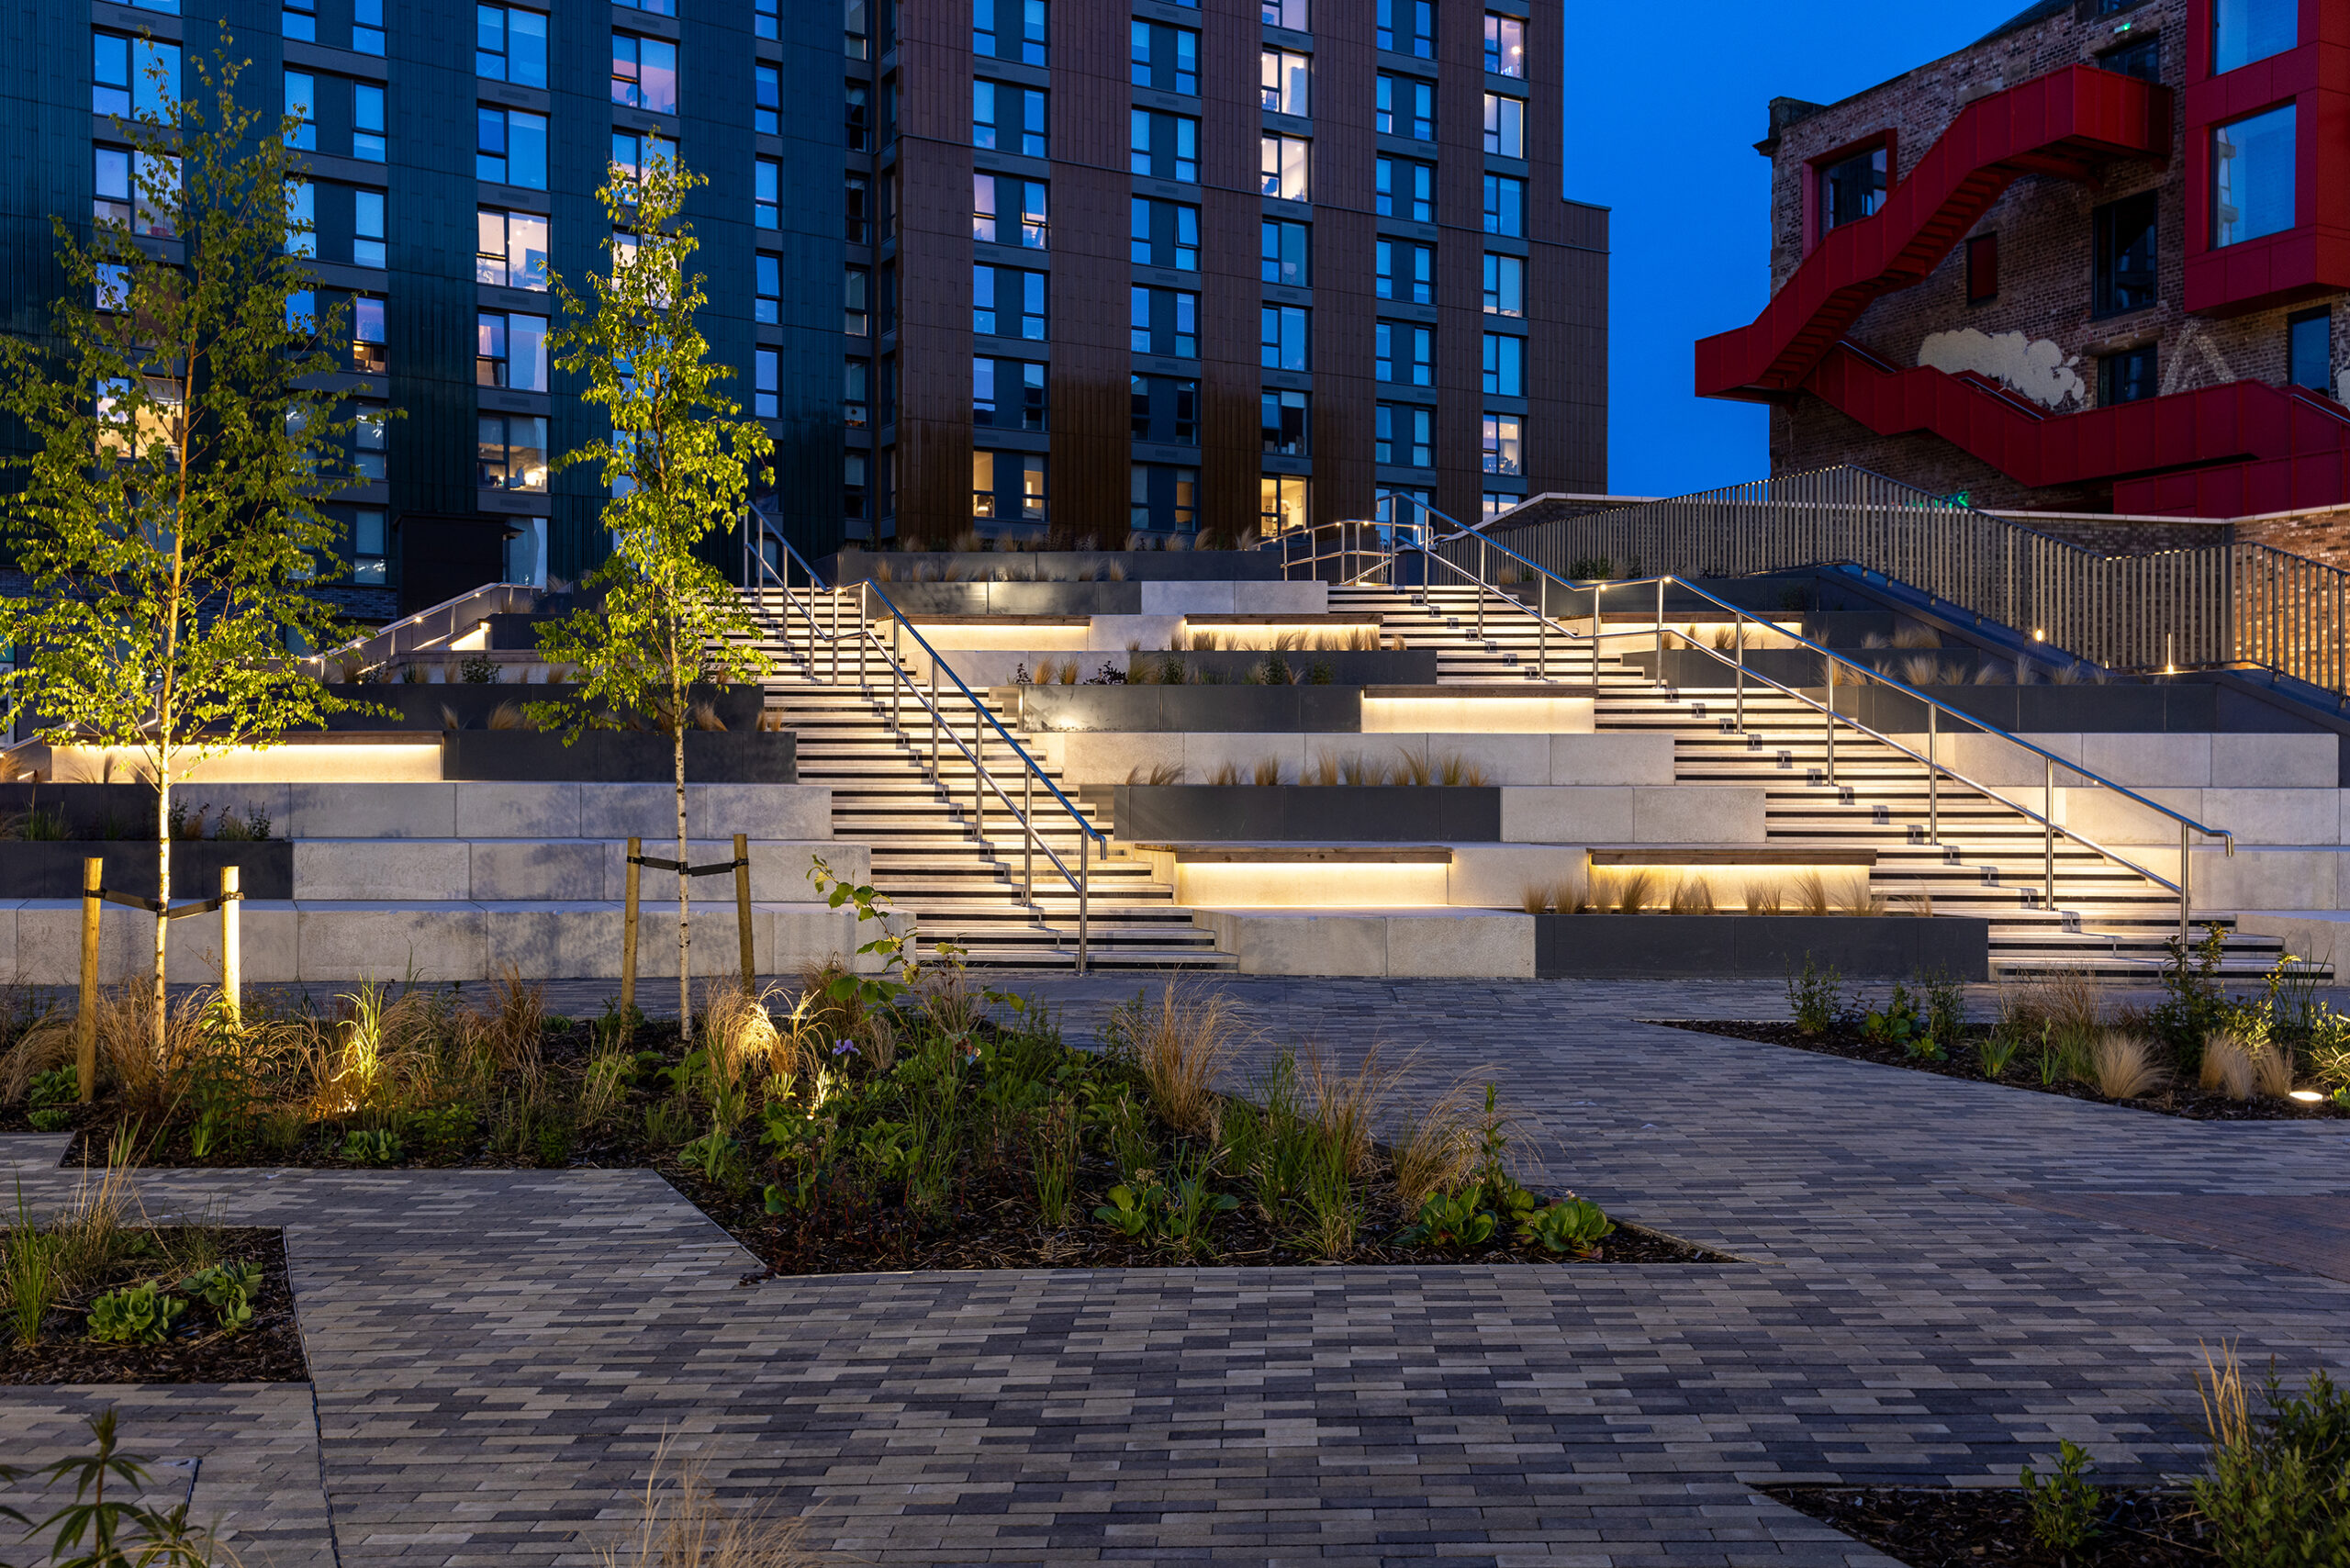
[1443,465,2350,699]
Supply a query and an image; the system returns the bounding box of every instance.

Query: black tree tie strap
[93,888,242,920]
[627,854,751,879]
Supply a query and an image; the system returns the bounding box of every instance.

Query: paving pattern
[5,975,2349,1568]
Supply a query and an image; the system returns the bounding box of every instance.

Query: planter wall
[1127,649,1441,685]
[1836,682,2238,736]
[0,840,293,900]
[311,683,765,734]
[1009,685,1366,733]
[825,549,1283,584]
[1111,784,1500,842]
[1534,913,1989,980]
[442,731,797,783]
[484,612,570,650]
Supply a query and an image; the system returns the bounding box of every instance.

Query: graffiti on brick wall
[1917,328,2087,408]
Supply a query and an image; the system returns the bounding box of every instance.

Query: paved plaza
[5,976,2347,1567]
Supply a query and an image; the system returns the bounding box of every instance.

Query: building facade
[1696,0,2350,521]
[5,0,1605,608]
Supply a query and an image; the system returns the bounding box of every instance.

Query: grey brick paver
[2,976,2343,1564]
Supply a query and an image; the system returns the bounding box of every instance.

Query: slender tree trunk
[675,671,691,1044]
[154,757,171,1053]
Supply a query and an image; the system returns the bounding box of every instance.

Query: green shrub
[1786,955,1844,1036]
[86,1280,187,1345]
[1861,983,1933,1057]
[2019,1439,2101,1551]
[27,1064,77,1132]
[339,1127,402,1164]
[1975,1026,2026,1081]
[2195,1358,2350,1568]
[1518,1196,1616,1256]
[1091,1185,1151,1238]
[1397,1188,1496,1249]
[180,1260,262,1332]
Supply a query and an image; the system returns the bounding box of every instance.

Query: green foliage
[338,1128,402,1165]
[1091,1162,1238,1253]
[1975,1026,2026,1081]
[2151,924,2234,1063]
[0,39,372,1052]
[178,1261,260,1333]
[2194,1366,2350,1567]
[1786,954,1844,1036]
[6,1186,61,1349]
[28,1066,77,1133]
[1397,1188,1497,1249]
[1861,983,1930,1056]
[2018,1439,2102,1551]
[0,1407,235,1567]
[1922,970,1966,1056]
[459,654,501,686]
[1518,1196,1616,1256]
[85,1281,185,1345]
[1566,556,1614,581]
[1028,1100,1078,1226]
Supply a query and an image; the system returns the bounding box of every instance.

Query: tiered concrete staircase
[1331,580,2292,976]
[740,587,1230,969]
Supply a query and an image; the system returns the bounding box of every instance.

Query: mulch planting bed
[1650,1019,2348,1122]
[4,1227,308,1385]
[1762,1485,2209,1567]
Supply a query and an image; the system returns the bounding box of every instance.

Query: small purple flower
[833,1041,859,1058]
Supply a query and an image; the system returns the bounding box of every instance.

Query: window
[1133,375,1199,445]
[612,34,677,114]
[476,106,546,188]
[1131,110,1199,182]
[974,80,1047,157]
[1818,145,1886,237]
[2288,308,2331,391]
[2100,32,2160,82]
[352,510,387,585]
[94,33,177,118]
[974,174,1048,248]
[1482,252,1523,315]
[1261,49,1309,116]
[842,81,867,148]
[974,264,1046,340]
[97,148,178,238]
[1483,173,1525,236]
[1965,233,1998,304]
[2093,192,2157,314]
[99,264,131,313]
[614,0,674,12]
[1132,22,1198,95]
[845,265,870,334]
[2213,106,2296,247]
[2098,344,2157,405]
[352,295,386,375]
[336,403,386,481]
[972,450,1046,521]
[843,357,870,426]
[1483,93,1524,157]
[352,188,386,268]
[477,414,548,490]
[1379,0,1434,57]
[1377,73,1435,140]
[2214,0,2295,74]
[1260,305,1309,371]
[1132,197,1200,269]
[285,177,313,253]
[1379,157,1434,221]
[1378,238,1432,303]
[476,309,547,390]
[1259,475,1307,538]
[1261,132,1309,200]
[747,350,776,419]
[754,253,780,325]
[755,160,779,229]
[745,64,778,136]
[1482,490,1520,520]
[1377,320,1432,384]
[1484,13,1525,76]
[1376,403,1432,466]
[476,209,549,290]
[284,0,315,43]
[974,0,1047,65]
[354,84,386,161]
[476,5,547,87]
[844,452,867,528]
[1263,218,1310,286]
[1482,330,1524,395]
[1261,388,1307,455]
[1263,0,1306,26]
[975,357,1046,431]
[1481,413,1522,476]
[1131,286,1199,357]
[285,73,316,150]
[1130,465,1198,532]
[845,174,871,242]
[352,0,384,54]
[611,129,671,188]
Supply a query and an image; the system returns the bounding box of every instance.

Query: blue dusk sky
[1567,1,2037,498]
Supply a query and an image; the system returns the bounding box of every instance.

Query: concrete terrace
[4,976,2347,1567]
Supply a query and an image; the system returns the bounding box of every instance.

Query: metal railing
[740,511,1109,970]
[309,582,539,678]
[1445,463,2350,701]
[1281,494,2233,936]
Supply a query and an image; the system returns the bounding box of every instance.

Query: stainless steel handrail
[1313,492,2235,935]
[737,513,1107,970]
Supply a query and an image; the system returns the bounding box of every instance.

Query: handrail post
[2179,822,2191,944]
[1927,704,1939,843]
[1591,582,1601,685]
[1476,538,1486,639]
[1824,682,1835,787]
[1654,577,1665,683]
[1733,612,1745,731]
[1536,573,1546,679]
[856,583,868,689]
[1077,831,1091,974]
[829,589,839,685]
[1024,768,1034,899]
[2044,755,2056,908]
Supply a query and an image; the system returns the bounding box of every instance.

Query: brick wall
[1754,0,2350,507]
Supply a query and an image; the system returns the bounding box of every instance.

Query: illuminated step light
[2288,1089,2325,1103]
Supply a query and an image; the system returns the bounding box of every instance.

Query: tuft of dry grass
[1891,624,1942,650]
[2200,1033,2256,1100]
[1836,874,1887,916]
[1520,883,1551,915]
[1791,868,1832,917]
[1668,875,1715,915]
[487,700,525,731]
[1125,761,1185,786]
[700,980,783,1092]
[1304,752,1343,788]
[1434,753,1488,787]
[602,1436,822,1568]
[2005,969,2103,1039]
[1302,1041,1388,1182]
[1388,1078,1481,1209]
[1252,756,1284,787]
[1740,877,1784,914]
[1392,748,1434,786]
[2088,1031,2166,1099]
[2252,1041,2297,1099]
[460,965,546,1082]
[1128,984,1250,1138]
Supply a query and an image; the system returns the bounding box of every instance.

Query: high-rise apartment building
[4,0,1605,609]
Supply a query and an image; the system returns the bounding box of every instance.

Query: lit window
[1261,132,1309,200]
[1481,413,1522,475]
[476,309,549,390]
[1259,475,1307,539]
[2212,105,2296,247]
[1261,49,1308,116]
[1482,252,1523,315]
[476,5,548,87]
[1483,12,1524,76]
[1483,92,1524,157]
[352,295,387,375]
[476,106,547,188]
[476,208,550,290]
[1263,0,1306,26]
[611,33,677,115]
[1130,464,1198,532]
[974,174,1048,248]
[477,413,548,490]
